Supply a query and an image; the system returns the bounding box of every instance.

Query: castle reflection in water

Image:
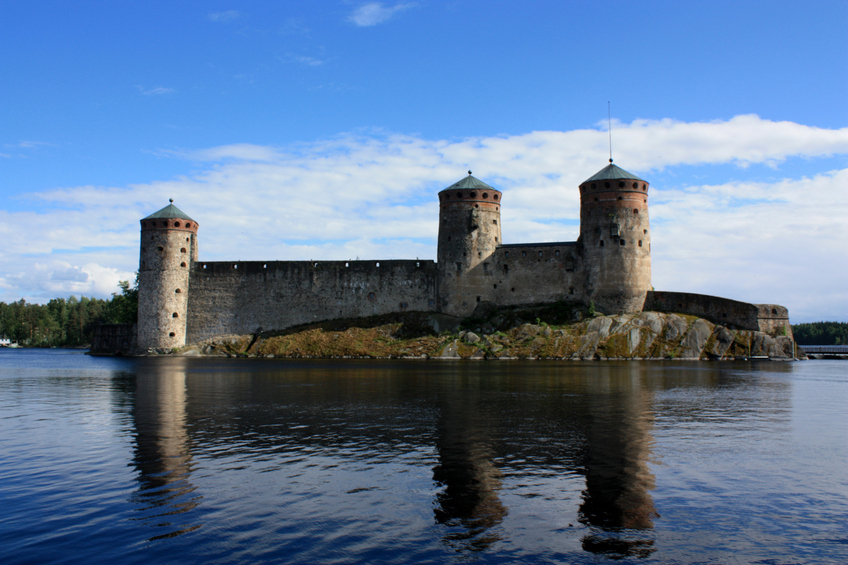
[123,359,789,558]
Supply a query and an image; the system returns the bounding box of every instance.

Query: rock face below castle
[132,164,793,354]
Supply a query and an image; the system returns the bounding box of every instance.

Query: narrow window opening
[569,287,575,295]
[456,262,462,271]
[169,332,176,337]
[157,246,164,252]
[416,261,420,267]
[522,251,526,257]
[505,251,509,257]
[644,229,647,234]
[202,264,207,269]
[181,262,187,267]
[180,248,187,253]
[234,264,238,269]
[600,240,605,247]
[175,289,181,293]
[174,221,180,227]
[511,287,515,292]
[633,209,639,214]
[638,240,643,247]
[376,262,380,267]
[172,312,179,318]
[482,192,488,199]
[555,250,560,256]
[263,264,267,268]
[493,284,497,289]
[493,194,499,200]
[345,262,349,267]
[495,237,498,243]
[538,251,542,257]
[620,239,625,246]
[476,296,481,302]
[483,263,488,272]
[493,219,497,225]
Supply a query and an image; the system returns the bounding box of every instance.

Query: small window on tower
[169,332,176,337]
[493,219,497,225]
[600,240,605,247]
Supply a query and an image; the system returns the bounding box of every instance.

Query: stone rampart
[644,291,792,338]
[90,323,137,356]
[186,260,437,343]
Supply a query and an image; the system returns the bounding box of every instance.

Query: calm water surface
[0,350,845,564]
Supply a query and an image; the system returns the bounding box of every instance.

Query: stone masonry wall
[488,242,583,307]
[186,260,437,344]
[644,291,792,338]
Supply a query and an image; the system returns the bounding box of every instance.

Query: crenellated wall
[186,259,437,343]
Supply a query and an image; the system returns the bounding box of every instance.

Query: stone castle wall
[644,291,793,339]
[186,259,437,344]
[488,242,584,307]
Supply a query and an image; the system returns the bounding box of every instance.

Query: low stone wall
[186,260,438,344]
[644,291,792,338]
[90,323,137,356]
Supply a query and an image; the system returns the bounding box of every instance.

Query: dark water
[1,350,846,564]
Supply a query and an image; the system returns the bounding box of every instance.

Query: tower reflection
[130,358,200,540]
[432,385,507,552]
[578,366,657,558]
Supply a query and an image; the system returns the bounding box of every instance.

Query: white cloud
[208,10,240,23]
[136,86,175,96]
[348,2,414,26]
[2,115,846,322]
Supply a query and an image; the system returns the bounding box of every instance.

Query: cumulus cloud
[348,2,414,26]
[1,115,846,322]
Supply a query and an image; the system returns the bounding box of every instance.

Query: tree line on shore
[1,281,846,347]
[0,281,137,348]
[791,322,848,346]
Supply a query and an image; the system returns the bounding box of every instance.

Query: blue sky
[1,1,847,322]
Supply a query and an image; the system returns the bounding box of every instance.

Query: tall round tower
[578,161,651,313]
[137,200,199,351]
[437,173,502,316]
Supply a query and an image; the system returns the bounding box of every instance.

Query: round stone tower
[578,161,651,314]
[437,173,502,316]
[137,200,199,352]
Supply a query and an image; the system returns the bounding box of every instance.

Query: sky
[1,0,846,323]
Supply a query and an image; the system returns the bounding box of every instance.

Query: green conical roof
[441,173,496,192]
[143,200,195,221]
[583,162,645,183]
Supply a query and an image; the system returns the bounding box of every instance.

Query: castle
[134,161,790,352]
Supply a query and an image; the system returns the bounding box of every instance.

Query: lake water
[1,350,846,564]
